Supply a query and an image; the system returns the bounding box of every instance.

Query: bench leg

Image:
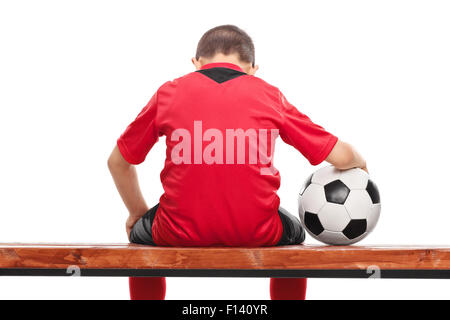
[270,278,307,300]
[129,277,166,300]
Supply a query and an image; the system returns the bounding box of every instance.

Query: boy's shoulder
[247,75,281,93]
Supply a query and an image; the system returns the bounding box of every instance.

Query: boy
[108,25,367,300]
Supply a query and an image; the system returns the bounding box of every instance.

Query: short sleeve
[117,92,160,165]
[278,91,338,165]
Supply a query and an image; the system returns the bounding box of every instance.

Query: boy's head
[192,25,259,75]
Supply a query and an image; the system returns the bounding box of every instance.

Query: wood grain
[0,244,449,271]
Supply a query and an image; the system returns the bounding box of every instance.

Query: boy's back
[117,62,337,246]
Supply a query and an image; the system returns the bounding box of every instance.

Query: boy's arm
[276,91,367,172]
[326,140,368,172]
[108,146,149,239]
[109,90,162,238]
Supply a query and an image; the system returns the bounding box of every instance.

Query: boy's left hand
[126,215,141,241]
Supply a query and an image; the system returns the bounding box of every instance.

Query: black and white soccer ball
[298,166,381,245]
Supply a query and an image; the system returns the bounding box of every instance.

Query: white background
[0,0,449,299]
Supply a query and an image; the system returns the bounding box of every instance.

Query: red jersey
[117,62,337,246]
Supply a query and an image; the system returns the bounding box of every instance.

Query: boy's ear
[192,57,202,70]
[247,64,259,76]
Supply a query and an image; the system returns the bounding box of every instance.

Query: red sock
[129,277,166,300]
[270,278,307,300]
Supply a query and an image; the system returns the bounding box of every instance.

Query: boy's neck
[200,54,250,72]
[193,53,258,75]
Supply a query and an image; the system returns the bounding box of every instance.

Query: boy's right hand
[326,140,368,172]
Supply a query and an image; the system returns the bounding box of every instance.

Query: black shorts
[130,204,305,246]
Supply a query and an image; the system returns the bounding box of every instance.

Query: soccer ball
[298,166,381,245]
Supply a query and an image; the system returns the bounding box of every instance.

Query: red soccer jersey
[117,62,338,246]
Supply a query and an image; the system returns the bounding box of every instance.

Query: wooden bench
[1,244,450,279]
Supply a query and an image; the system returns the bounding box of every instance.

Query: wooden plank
[0,244,449,272]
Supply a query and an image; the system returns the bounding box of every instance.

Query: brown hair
[195,25,255,66]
